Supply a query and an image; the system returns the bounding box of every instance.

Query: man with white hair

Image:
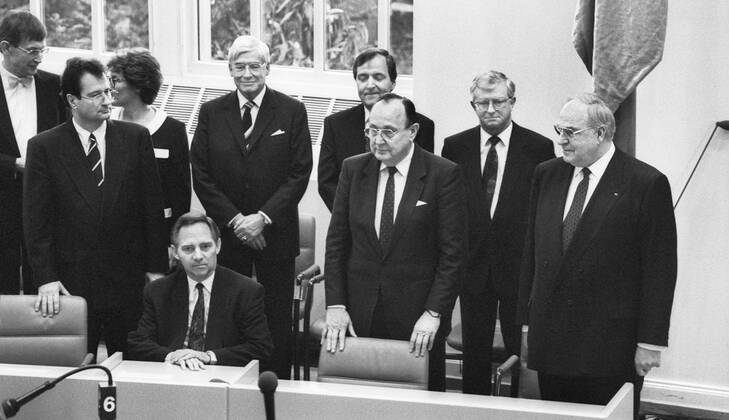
[517,93,677,418]
[190,35,312,379]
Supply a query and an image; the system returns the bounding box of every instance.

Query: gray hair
[228,35,270,65]
[470,70,516,98]
[568,93,616,142]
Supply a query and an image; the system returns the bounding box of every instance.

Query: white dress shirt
[374,142,415,236]
[72,118,107,173]
[562,143,615,220]
[180,273,218,363]
[0,62,37,159]
[480,122,512,217]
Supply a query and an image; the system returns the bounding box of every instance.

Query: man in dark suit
[323,94,467,391]
[441,71,554,395]
[0,10,65,294]
[128,212,273,369]
[317,48,435,211]
[190,35,312,379]
[517,94,677,417]
[24,57,168,358]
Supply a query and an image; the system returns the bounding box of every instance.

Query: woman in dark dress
[108,49,191,235]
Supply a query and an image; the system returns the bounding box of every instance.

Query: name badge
[154,148,169,159]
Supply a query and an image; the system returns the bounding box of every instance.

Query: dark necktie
[379,167,397,250]
[241,101,254,151]
[482,136,500,218]
[562,167,591,254]
[87,133,104,187]
[187,283,206,351]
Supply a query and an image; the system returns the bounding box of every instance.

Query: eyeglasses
[553,124,602,140]
[14,45,50,57]
[80,89,117,103]
[364,126,411,142]
[471,97,513,111]
[231,62,266,74]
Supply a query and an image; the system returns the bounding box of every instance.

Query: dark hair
[0,10,46,46]
[61,57,106,107]
[377,93,417,127]
[352,48,397,83]
[107,48,163,105]
[170,211,221,246]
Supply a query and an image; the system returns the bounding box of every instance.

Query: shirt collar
[364,106,370,124]
[237,85,266,109]
[187,271,215,294]
[574,142,615,180]
[480,121,513,149]
[379,140,415,177]
[72,118,107,143]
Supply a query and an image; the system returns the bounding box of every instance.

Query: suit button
[566,299,574,306]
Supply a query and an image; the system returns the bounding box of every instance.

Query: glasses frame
[364,125,413,143]
[470,97,514,111]
[230,62,267,75]
[553,124,603,140]
[13,44,50,57]
[79,88,117,104]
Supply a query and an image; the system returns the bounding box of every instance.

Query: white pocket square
[416,200,428,207]
[271,129,285,136]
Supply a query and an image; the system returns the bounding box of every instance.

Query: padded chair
[295,213,316,275]
[0,295,93,367]
[318,337,429,390]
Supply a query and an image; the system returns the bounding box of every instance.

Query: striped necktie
[562,167,591,254]
[87,133,103,187]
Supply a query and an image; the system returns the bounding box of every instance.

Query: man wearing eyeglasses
[23,57,168,360]
[441,71,554,395]
[190,35,312,380]
[517,94,677,418]
[323,93,467,391]
[0,10,65,295]
[317,48,435,212]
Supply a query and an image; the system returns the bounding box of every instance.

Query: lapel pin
[613,192,619,197]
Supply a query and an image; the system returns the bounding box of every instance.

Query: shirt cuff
[257,211,272,225]
[206,350,217,365]
[327,305,346,310]
[637,342,666,352]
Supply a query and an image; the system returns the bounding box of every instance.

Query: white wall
[414,0,729,413]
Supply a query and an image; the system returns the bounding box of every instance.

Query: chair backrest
[318,337,428,390]
[0,295,89,367]
[295,213,316,275]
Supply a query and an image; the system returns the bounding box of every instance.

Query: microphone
[257,371,278,420]
[0,365,115,419]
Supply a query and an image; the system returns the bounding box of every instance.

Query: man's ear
[215,238,222,255]
[67,93,78,109]
[409,122,420,140]
[0,41,10,54]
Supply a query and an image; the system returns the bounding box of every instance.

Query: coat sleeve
[126,283,173,362]
[167,121,191,221]
[138,129,169,272]
[317,115,338,212]
[324,159,354,307]
[516,165,543,326]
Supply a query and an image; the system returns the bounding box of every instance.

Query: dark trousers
[0,233,35,295]
[371,291,447,392]
[221,251,294,380]
[461,280,521,395]
[88,302,142,359]
[538,372,644,420]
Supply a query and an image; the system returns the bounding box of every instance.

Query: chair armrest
[80,353,95,366]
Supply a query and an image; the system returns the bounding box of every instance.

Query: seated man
[128,212,273,370]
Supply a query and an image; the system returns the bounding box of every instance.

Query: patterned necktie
[379,167,397,250]
[187,283,206,351]
[241,101,254,152]
[562,167,591,254]
[482,136,500,218]
[87,133,104,187]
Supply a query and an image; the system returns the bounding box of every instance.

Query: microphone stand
[1,364,114,419]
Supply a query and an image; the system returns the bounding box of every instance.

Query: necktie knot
[243,101,254,111]
[8,75,32,89]
[581,167,591,178]
[488,136,500,147]
[387,166,397,176]
[196,282,204,292]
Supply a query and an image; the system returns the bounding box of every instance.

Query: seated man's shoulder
[216,265,263,292]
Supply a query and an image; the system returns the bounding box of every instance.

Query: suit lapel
[223,92,247,154]
[360,156,381,252]
[386,146,426,258]
[0,78,19,156]
[34,72,59,131]
[101,121,127,219]
[205,269,228,349]
[169,272,191,349]
[58,122,102,213]
[245,88,276,152]
[347,104,368,154]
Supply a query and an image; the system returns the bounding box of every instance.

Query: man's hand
[233,213,265,240]
[635,346,661,376]
[145,272,165,282]
[321,307,356,353]
[246,233,267,250]
[165,349,210,371]
[15,157,25,173]
[34,281,70,318]
[409,311,441,358]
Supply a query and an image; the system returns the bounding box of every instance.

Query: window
[199,0,414,75]
[0,0,29,16]
[41,0,149,52]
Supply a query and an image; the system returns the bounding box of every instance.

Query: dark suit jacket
[325,146,467,339]
[318,103,435,211]
[0,70,65,242]
[441,122,554,298]
[517,149,677,377]
[23,120,168,307]
[152,116,191,232]
[190,88,312,260]
[127,265,273,367]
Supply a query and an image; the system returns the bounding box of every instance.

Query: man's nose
[486,101,496,113]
